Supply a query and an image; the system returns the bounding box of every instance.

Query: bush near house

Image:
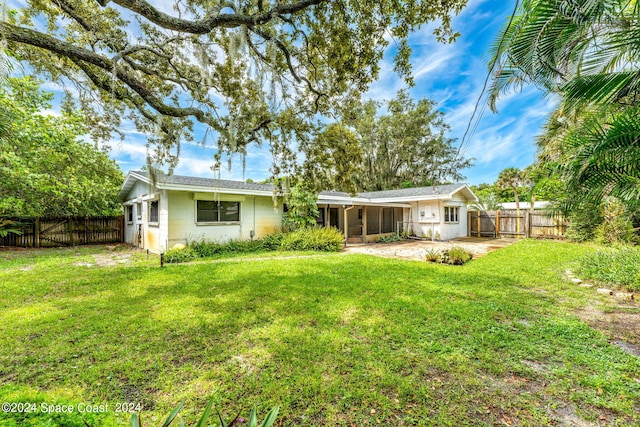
[165,228,345,263]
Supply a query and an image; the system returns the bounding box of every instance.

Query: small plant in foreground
[425,248,440,262]
[129,398,279,427]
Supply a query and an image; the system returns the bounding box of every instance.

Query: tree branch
[1,22,219,127]
[107,0,324,34]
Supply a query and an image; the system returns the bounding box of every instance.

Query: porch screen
[367,207,381,234]
[382,208,394,233]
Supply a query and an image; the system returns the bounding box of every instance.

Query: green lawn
[0,240,639,426]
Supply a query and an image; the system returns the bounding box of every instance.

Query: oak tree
[1,0,467,173]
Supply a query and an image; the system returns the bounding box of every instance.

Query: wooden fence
[468,210,567,239]
[1,216,124,248]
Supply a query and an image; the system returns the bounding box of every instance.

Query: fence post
[495,211,500,238]
[527,212,531,238]
[34,217,40,248]
[476,212,481,237]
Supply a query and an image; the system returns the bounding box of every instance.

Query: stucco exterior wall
[407,198,468,241]
[167,191,283,247]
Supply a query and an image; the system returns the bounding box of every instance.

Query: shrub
[377,234,402,243]
[446,246,473,265]
[280,227,344,252]
[189,238,267,258]
[262,231,286,250]
[576,247,640,292]
[425,248,440,262]
[163,247,198,263]
[436,246,473,265]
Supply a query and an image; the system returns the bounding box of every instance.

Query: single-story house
[118,171,478,253]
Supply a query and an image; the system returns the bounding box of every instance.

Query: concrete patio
[343,236,518,261]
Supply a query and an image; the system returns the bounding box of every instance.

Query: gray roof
[320,184,466,199]
[139,171,275,192]
[121,170,474,202]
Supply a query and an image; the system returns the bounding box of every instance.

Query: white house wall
[167,191,283,247]
[408,197,469,241]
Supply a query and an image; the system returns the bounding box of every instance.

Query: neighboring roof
[119,171,478,204]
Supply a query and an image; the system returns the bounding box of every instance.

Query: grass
[0,241,639,426]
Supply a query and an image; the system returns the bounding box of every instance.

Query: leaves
[2,0,468,174]
[0,77,124,216]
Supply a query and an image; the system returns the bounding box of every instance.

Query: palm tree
[497,167,524,232]
[469,193,503,212]
[488,0,640,212]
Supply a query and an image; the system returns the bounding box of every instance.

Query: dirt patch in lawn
[575,303,640,356]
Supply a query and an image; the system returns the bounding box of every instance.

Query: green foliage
[425,248,440,262]
[489,0,640,218]
[163,247,198,264]
[128,397,279,427]
[497,167,525,208]
[594,198,637,245]
[280,227,344,252]
[189,239,266,258]
[260,232,286,251]
[468,193,503,211]
[302,123,362,195]
[334,90,472,191]
[439,246,473,265]
[577,247,640,292]
[565,201,603,243]
[2,241,640,425]
[376,234,403,243]
[282,183,319,231]
[0,77,123,216]
[0,219,23,238]
[3,0,466,174]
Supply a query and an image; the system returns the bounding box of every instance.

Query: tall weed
[577,247,640,292]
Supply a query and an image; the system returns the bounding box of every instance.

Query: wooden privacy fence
[0,216,124,247]
[468,210,567,239]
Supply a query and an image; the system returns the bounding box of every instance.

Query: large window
[444,206,459,223]
[197,200,240,223]
[149,200,159,223]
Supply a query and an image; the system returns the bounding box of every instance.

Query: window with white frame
[149,200,159,223]
[126,205,133,223]
[136,202,142,219]
[444,206,459,223]
[196,200,240,223]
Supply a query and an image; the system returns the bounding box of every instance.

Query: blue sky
[10,0,555,185]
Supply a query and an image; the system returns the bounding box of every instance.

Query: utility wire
[450,0,521,180]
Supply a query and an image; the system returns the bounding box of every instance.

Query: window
[126,205,133,223]
[149,200,159,223]
[136,202,142,219]
[196,200,241,223]
[444,206,459,223]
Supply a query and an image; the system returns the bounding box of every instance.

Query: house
[118,171,478,252]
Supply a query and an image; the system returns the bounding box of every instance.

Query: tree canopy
[488,0,640,210]
[1,0,468,174]
[0,77,124,216]
[302,90,472,193]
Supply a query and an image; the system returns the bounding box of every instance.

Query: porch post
[362,207,367,241]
